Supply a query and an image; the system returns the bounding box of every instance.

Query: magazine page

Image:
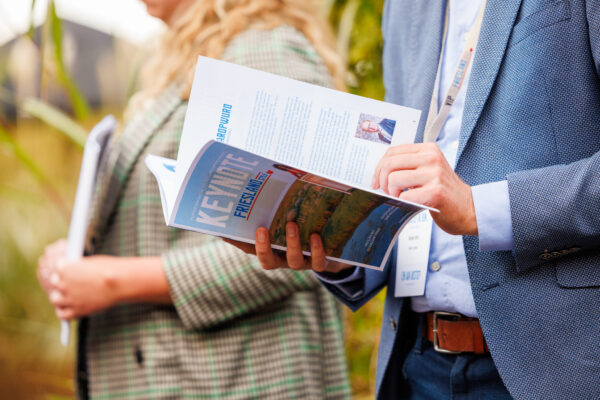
[170,140,425,270]
[145,155,179,224]
[176,56,421,192]
[62,115,115,346]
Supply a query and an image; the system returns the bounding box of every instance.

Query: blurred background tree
[0,1,386,398]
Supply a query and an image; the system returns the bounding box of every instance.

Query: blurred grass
[0,114,118,399]
[0,1,386,398]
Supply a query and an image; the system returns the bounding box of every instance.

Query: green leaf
[26,0,37,40]
[47,1,90,120]
[21,98,86,149]
[0,125,47,183]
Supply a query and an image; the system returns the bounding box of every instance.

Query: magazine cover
[149,141,425,270]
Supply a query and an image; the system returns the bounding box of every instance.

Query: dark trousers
[400,319,513,400]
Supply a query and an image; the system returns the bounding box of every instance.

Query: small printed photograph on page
[355,113,397,145]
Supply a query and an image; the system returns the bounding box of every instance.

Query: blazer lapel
[87,85,183,248]
[456,0,522,162]
[406,0,447,144]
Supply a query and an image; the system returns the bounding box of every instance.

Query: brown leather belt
[423,311,489,355]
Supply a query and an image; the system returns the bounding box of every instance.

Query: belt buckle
[432,311,462,354]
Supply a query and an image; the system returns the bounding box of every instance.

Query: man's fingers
[373,146,407,189]
[386,169,429,197]
[309,234,327,272]
[285,223,307,270]
[373,143,442,190]
[255,227,281,270]
[399,186,438,208]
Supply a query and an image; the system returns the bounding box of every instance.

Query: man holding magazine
[237,0,600,398]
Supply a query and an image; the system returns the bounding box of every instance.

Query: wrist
[98,256,128,304]
[105,256,171,304]
[464,185,479,236]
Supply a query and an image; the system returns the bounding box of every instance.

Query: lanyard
[423,0,487,144]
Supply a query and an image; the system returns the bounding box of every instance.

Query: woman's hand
[38,241,122,319]
[372,143,478,236]
[37,240,171,320]
[224,222,355,274]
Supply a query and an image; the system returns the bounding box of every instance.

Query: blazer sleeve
[318,261,392,312]
[507,149,600,272]
[506,3,600,273]
[162,237,319,330]
[160,26,336,330]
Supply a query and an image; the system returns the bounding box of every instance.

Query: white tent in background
[0,0,163,47]
[0,0,165,116]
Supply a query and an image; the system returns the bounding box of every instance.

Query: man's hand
[224,222,354,274]
[373,143,478,236]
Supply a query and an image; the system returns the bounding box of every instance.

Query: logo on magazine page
[216,104,232,142]
[233,170,273,220]
[400,270,421,281]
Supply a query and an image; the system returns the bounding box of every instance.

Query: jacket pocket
[510,0,571,47]
[555,251,600,288]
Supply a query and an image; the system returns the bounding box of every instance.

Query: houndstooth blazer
[78,25,351,400]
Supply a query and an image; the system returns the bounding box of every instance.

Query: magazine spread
[146,56,432,270]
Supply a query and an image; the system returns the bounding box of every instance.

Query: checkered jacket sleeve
[162,26,336,331]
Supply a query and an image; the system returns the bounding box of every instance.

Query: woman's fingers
[37,256,51,292]
[309,234,327,272]
[56,307,75,320]
[46,238,67,260]
[49,289,69,308]
[254,224,355,273]
[255,227,282,270]
[222,238,256,255]
[285,223,306,270]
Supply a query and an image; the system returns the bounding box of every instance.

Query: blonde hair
[129,0,344,114]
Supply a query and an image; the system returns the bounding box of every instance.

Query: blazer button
[389,317,397,331]
[135,345,144,366]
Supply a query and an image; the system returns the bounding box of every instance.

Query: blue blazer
[324,0,600,398]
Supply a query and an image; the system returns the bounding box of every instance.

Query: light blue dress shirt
[318,0,513,318]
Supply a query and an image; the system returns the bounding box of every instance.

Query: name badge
[394,211,432,297]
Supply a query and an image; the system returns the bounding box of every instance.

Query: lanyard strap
[423,0,487,144]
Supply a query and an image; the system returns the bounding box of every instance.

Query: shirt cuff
[314,267,362,284]
[313,267,365,299]
[471,180,514,251]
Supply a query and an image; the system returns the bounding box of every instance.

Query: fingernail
[311,234,321,249]
[287,224,297,238]
[50,272,60,286]
[50,290,61,302]
[257,229,268,243]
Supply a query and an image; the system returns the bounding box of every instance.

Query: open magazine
[146,57,433,270]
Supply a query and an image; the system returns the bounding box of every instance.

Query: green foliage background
[0,1,386,398]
